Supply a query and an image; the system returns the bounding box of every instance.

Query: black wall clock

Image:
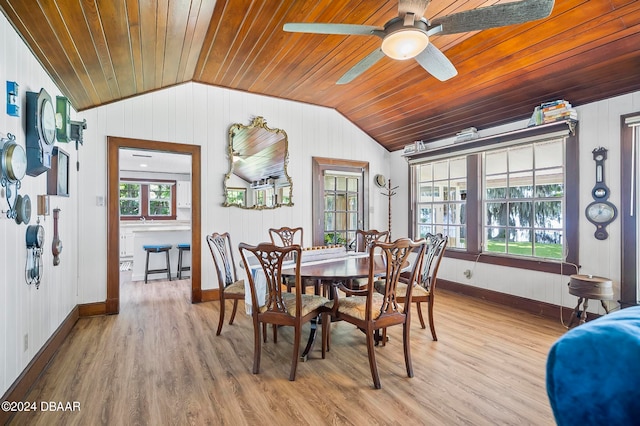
[26,88,56,176]
[585,147,617,240]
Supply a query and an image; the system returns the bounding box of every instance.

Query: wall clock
[26,88,56,176]
[14,194,31,225]
[585,147,617,240]
[374,174,387,188]
[0,133,27,220]
[25,223,44,288]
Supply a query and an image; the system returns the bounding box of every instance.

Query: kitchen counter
[120,221,191,281]
[121,220,190,232]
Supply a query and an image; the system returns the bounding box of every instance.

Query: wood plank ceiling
[1,0,639,152]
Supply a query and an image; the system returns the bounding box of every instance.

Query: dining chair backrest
[417,233,448,292]
[369,238,427,319]
[207,232,239,290]
[239,242,302,317]
[356,229,389,252]
[269,226,304,247]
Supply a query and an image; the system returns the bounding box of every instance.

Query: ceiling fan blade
[431,0,554,35]
[283,23,381,36]
[414,43,458,81]
[398,0,431,20]
[337,49,386,85]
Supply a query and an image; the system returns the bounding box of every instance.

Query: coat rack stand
[381,179,399,240]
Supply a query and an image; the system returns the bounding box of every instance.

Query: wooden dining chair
[269,226,321,295]
[355,229,389,252]
[345,229,390,290]
[324,238,427,389]
[268,226,303,247]
[396,233,448,340]
[238,242,332,381]
[206,232,245,336]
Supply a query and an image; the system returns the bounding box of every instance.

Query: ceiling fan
[283,0,555,84]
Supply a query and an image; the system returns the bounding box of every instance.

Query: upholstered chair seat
[334,293,387,320]
[223,279,246,296]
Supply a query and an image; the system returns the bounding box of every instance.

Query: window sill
[444,249,579,275]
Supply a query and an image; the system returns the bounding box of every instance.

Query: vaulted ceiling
[1,0,639,152]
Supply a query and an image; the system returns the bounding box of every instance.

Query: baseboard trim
[201,288,220,302]
[0,306,79,425]
[438,279,576,321]
[78,302,107,317]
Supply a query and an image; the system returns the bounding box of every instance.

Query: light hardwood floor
[9,275,565,425]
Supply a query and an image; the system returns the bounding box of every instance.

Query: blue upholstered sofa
[546,306,640,425]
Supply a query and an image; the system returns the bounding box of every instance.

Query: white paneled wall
[1,14,79,394]
[75,83,392,304]
[390,91,640,316]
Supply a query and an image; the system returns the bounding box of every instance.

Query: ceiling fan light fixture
[381,28,429,60]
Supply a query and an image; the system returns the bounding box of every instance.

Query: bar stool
[143,244,172,283]
[177,243,191,279]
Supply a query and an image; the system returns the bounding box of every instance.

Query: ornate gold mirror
[223,116,293,209]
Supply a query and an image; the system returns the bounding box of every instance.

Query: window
[119,179,176,220]
[483,140,564,259]
[415,157,467,249]
[324,173,360,247]
[120,183,141,216]
[408,121,578,273]
[311,157,368,248]
[226,188,246,207]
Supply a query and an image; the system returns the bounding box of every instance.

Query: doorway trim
[312,157,369,246]
[107,136,202,314]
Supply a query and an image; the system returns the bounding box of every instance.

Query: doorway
[621,114,639,306]
[107,137,201,314]
[118,148,191,284]
[312,157,369,247]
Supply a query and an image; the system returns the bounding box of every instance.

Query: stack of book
[455,127,479,143]
[403,140,426,155]
[529,100,578,126]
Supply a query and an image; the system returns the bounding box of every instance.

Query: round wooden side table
[567,274,613,328]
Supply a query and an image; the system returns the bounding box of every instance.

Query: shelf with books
[529,99,578,127]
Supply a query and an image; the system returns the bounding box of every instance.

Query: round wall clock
[26,88,56,176]
[26,224,45,248]
[0,133,27,220]
[39,96,56,146]
[1,133,27,182]
[585,147,617,240]
[15,194,32,225]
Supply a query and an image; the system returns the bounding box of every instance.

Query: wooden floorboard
[8,275,565,425]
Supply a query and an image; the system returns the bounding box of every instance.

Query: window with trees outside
[409,121,578,273]
[483,140,564,259]
[120,183,141,216]
[119,180,176,220]
[415,157,467,249]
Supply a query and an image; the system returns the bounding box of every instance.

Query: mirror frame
[223,116,294,210]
